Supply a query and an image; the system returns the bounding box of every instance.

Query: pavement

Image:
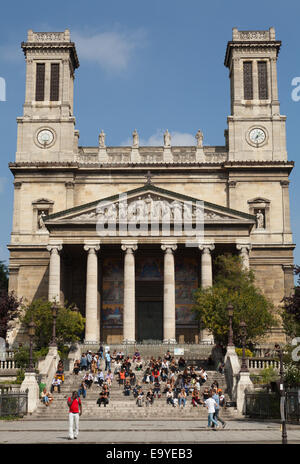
[0,419,299,444]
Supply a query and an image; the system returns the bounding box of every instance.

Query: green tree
[22,299,85,349]
[192,254,278,347]
[0,261,8,292]
[282,265,300,338]
[0,291,22,340]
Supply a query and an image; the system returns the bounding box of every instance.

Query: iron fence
[0,390,28,417]
[245,392,280,419]
[286,391,300,424]
[245,390,300,423]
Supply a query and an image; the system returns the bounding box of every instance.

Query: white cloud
[121,129,196,146]
[72,28,145,73]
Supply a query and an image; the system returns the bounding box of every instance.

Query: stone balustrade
[246,357,280,370]
[0,359,19,370]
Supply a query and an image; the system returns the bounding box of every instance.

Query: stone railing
[0,359,19,370]
[232,28,274,42]
[38,346,60,390]
[76,146,228,165]
[246,357,280,370]
[0,384,21,394]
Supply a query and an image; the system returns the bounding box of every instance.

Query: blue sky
[0,0,299,268]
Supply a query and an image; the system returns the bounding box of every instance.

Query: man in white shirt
[204,392,219,429]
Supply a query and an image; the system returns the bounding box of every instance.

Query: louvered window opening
[50,63,60,101]
[243,61,253,100]
[258,61,268,100]
[35,63,45,101]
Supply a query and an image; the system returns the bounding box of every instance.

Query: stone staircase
[29,357,239,421]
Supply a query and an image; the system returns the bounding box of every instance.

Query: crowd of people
[71,347,226,426]
[41,359,65,407]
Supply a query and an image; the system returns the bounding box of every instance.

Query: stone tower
[225,27,287,162]
[16,30,80,163]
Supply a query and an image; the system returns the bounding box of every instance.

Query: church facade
[7,27,295,346]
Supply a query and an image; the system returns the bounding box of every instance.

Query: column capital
[14,181,22,189]
[236,243,252,252]
[121,242,138,253]
[84,243,100,253]
[47,244,63,253]
[228,180,237,188]
[161,243,177,253]
[280,180,290,188]
[65,181,75,189]
[198,243,215,252]
[282,264,294,272]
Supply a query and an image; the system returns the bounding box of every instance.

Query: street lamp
[277,346,288,445]
[50,302,58,347]
[227,303,234,347]
[239,321,249,373]
[27,320,36,372]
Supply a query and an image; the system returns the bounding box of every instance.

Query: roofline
[45,183,256,222]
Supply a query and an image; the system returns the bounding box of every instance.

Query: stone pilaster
[281,180,292,236]
[161,243,177,344]
[47,244,62,303]
[282,264,295,298]
[12,181,22,234]
[121,242,138,344]
[84,243,100,343]
[65,181,75,209]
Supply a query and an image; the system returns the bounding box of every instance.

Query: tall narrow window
[243,61,253,100]
[35,63,45,101]
[258,61,268,100]
[50,63,60,101]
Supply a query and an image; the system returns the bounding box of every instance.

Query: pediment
[45,184,255,226]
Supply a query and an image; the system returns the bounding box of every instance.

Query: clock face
[249,128,266,145]
[37,129,54,147]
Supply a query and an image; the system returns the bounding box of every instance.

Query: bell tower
[16,30,80,162]
[224,27,287,161]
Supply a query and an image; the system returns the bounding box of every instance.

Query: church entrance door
[137,301,163,342]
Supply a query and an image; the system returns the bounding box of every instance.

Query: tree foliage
[0,261,8,292]
[0,291,22,340]
[192,254,278,347]
[22,299,85,349]
[282,265,300,338]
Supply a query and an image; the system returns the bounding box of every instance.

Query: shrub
[235,348,253,358]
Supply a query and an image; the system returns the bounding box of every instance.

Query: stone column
[161,243,177,344]
[47,244,62,303]
[237,244,251,270]
[121,242,138,344]
[199,244,215,288]
[84,243,100,343]
[198,244,215,342]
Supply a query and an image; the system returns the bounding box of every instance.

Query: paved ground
[0,419,299,444]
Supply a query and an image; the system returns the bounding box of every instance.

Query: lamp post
[277,347,288,444]
[239,321,249,373]
[50,302,58,347]
[27,320,36,372]
[227,303,234,347]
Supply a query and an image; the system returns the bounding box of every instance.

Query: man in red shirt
[67,391,82,440]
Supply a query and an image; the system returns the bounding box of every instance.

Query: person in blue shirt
[80,354,88,371]
[212,389,226,428]
[105,351,111,371]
